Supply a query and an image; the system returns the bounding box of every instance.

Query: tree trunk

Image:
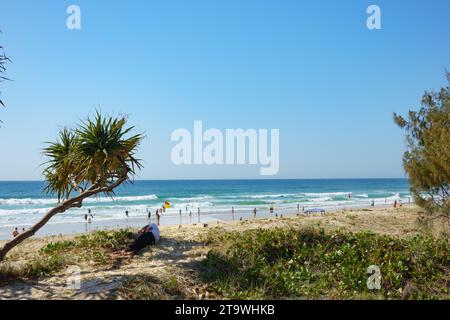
[0,177,126,262]
[0,197,83,261]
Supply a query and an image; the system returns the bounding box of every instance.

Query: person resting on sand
[115,223,160,257]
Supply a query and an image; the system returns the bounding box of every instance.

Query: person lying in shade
[121,223,160,256]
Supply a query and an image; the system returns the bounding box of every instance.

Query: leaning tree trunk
[0,177,126,262]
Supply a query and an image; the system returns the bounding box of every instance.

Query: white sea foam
[0,194,158,206]
[302,192,350,197]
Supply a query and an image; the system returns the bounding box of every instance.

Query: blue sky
[0,0,449,180]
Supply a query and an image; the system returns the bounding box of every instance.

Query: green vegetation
[0,112,144,261]
[394,74,450,227]
[201,228,450,299]
[119,274,192,300]
[0,229,134,283]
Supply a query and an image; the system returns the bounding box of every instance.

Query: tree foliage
[43,112,143,201]
[394,74,450,225]
[0,111,144,261]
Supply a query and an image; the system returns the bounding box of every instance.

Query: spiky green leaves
[43,112,144,201]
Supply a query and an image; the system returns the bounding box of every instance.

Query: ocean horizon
[0,179,411,230]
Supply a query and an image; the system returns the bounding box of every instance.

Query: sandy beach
[0,197,413,241]
[0,204,428,300]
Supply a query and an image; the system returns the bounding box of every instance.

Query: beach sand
[0,205,427,299]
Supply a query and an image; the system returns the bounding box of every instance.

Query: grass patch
[119,274,195,300]
[201,228,449,300]
[1,229,134,282]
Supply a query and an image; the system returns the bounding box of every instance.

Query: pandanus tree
[0,112,144,261]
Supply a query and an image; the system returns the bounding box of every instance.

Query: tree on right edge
[394,73,449,229]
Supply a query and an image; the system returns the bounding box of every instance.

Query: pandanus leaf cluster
[42,112,144,201]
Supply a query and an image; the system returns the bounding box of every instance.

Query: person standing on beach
[125,210,129,217]
[393,200,397,209]
[232,207,235,220]
[371,200,375,207]
[147,209,151,219]
[297,203,300,213]
[156,209,161,226]
[253,208,257,218]
[197,207,201,223]
[84,213,88,222]
[12,227,19,238]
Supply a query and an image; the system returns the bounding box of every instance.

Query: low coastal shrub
[202,228,449,299]
[1,229,134,280]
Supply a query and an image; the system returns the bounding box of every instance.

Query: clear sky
[0,0,449,180]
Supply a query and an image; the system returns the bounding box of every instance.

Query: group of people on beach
[11,227,26,238]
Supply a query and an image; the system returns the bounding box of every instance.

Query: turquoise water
[0,179,410,228]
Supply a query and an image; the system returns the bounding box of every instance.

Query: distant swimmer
[348,193,352,200]
[125,210,129,217]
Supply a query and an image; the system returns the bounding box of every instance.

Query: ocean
[0,179,410,231]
